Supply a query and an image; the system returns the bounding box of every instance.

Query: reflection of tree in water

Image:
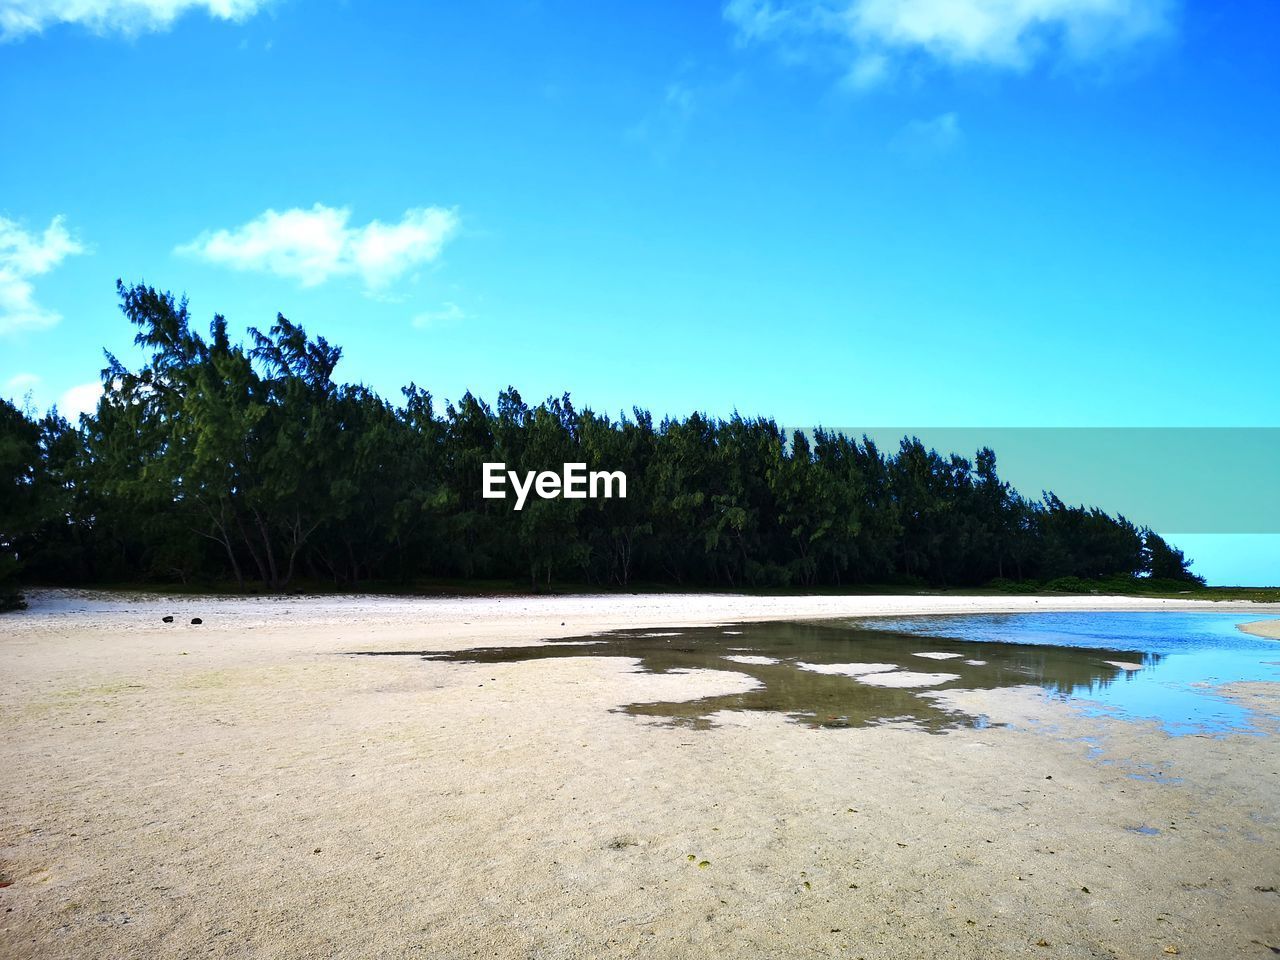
[354,620,1157,732]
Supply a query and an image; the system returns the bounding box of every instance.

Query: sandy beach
[1242,619,1280,640]
[2,590,1279,959]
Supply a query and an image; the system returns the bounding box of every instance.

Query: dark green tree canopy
[0,283,1202,595]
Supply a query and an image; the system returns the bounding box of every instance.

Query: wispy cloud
[412,302,467,330]
[1,0,268,41]
[724,0,1173,86]
[0,214,86,336]
[177,204,460,292]
[891,111,962,162]
[626,81,698,162]
[5,372,40,394]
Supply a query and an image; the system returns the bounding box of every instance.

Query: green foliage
[1142,530,1204,584]
[986,577,1043,595]
[1,396,58,608]
[990,573,1212,596]
[0,283,1210,594]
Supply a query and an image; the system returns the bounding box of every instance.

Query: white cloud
[58,381,103,420]
[1,0,267,41]
[3,374,110,420]
[412,302,467,329]
[0,215,86,336]
[177,204,460,291]
[725,0,1172,84]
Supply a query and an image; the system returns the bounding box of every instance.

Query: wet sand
[2,590,1279,959]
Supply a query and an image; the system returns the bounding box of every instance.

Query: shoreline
[10,586,1280,640]
[2,591,1278,959]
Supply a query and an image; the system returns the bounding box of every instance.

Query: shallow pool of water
[355,612,1280,734]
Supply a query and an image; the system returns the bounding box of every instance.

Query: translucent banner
[802,428,1279,534]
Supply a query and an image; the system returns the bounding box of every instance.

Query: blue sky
[1,1,1277,583]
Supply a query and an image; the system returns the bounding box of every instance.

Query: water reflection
[352,612,1279,734]
[852,612,1280,735]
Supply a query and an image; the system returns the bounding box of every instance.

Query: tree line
[0,282,1200,607]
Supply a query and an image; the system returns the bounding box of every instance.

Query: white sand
[1240,619,1280,640]
[913,651,963,660]
[795,661,899,676]
[855,670,961,688]
[1106,660,1146,671]
[2,589,1278,960]
[723,655,780,666]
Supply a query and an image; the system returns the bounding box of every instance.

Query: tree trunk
[234,509,271,588]
[252,509,280,590]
